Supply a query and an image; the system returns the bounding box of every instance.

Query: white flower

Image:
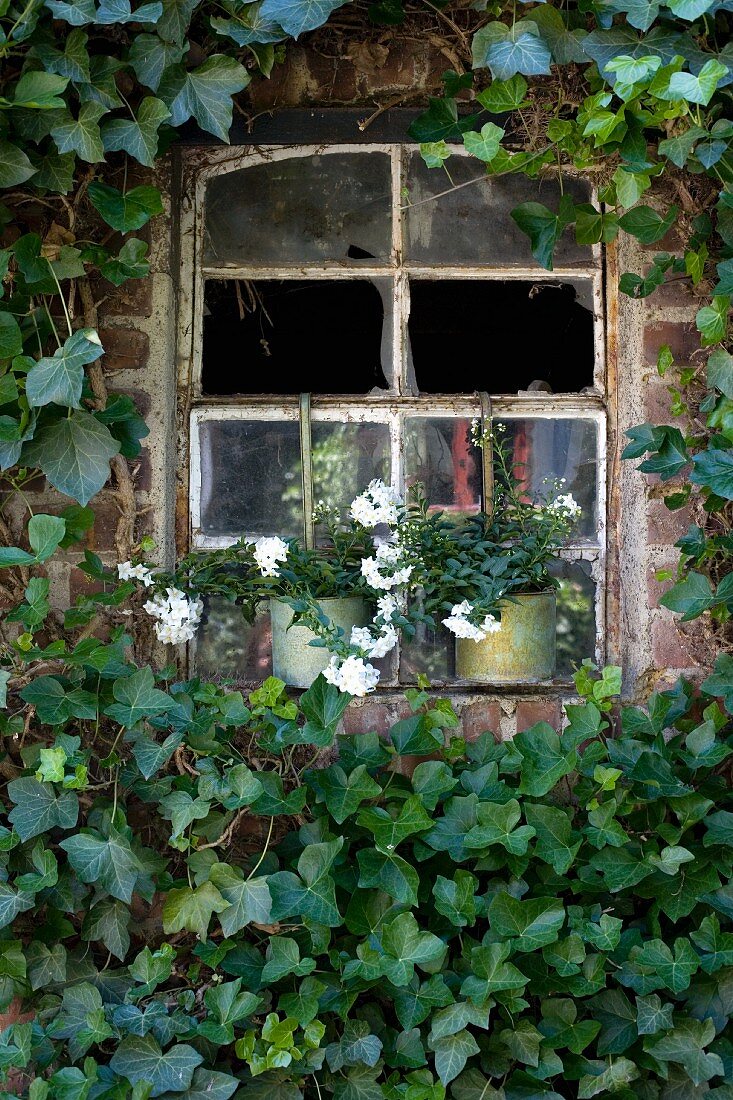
[549,493,582,518]
[144,586,203,645]
[118,561,154,586]
[253,536,289,578]
[324,654,380,696]
[350,479,402,528]
[367,623,398,658]
[350,626,374,650]
[361,542,413,591]
[377,593,403,622]
[442,601,501,642]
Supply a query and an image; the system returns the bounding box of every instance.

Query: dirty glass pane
[405,155,592,266]
[198,420,302,538]
[400,619,452,683]
[497,418,599,540]
[548,559,597,677]
[204,153,392,265]
[404,417,483,520]
[195,598,272,682]
[312,422,391,526]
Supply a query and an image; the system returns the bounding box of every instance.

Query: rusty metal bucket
[270,597,370,689]
[455,590,556,683]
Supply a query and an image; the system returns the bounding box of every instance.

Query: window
[179,145,606,687]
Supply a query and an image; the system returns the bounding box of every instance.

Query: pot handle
[299,392,315,549]
[479,391,494,518]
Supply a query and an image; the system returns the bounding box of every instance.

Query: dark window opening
[202,279,389,395]
[407,280,595,394]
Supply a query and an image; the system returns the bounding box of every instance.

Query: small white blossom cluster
[549,493,582,518]
[253,536,289,578]
[350,622,399,660]
[442,600,501,642]
[117,561,154,586]
[376,592,404,623]
[350,479,401,528]
[361,542,413,591]
[323,654,380,697]
[144,587,203,645]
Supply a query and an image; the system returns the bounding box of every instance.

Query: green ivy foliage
[2,661,733,1097]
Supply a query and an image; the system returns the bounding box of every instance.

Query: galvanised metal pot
[455,590,557,684]
[270,596,370,689]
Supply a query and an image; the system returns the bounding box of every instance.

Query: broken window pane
[404,417,483,520]
[407,280,595,394]
[311,422,390,525]
[202,279,390,395]
[204,153,392,265]
[497,418,599,540]
[197,419,302,538]
[548,558,597,676]
[405,156,592,266]
[195,599,272,683]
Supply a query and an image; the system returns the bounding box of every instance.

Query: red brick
[96,275,153,318]
[646,497,692,545]
[515,697,562,731]
[643,224,684,253]
[98,326,149,371]
[644,322,699,365]
[651,613,694,669]
[69,567,105,603]
[643,380,675,423]
[131,447,152,492]
[342,702,391,736]
[648,272,695,307]
[460,700,502,742]
[84,496,120,553]
[646,563,676,609]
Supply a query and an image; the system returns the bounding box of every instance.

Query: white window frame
[177,143,608,684]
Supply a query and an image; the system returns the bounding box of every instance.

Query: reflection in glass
[405,155,593,266]
[404,418,482,520]
[195,599,272,682]
[497,418,599,540]
[310,423,390,527]
[204,153,392,265]
[400,619,452,683]
[548,558,597,677]
[198,420,302,538]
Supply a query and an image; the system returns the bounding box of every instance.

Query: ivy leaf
[430,1029,480,1085]
[100,238,150,285]
[50,102,106,162]
[524,803,581,873]
[268,838,343,926]
[691,447,733,500]
[310,764,381,824]
[464,798,535,856]
[460,942,527,1001]
[618,204,678,243]
[163,882,230,940]
[0,313,22,360]
[87,182,163,232]
[379,912,447,986]
[484,31,552,80]
[511,197,575,271]
[0,883,34,929]
[82,896,131,960]
[105,667,173,727]
[697,295,730,345]
[96,0,163,21]
[356,847,420,906]
[60,826,142,903]
[133,730,184,779]
[26,941,67,989]
[476,74,528,111]
[636,937,699,992]
[208,863,272,935]
[644,1018,723,1086]
[578,1057,639,1098]
[0,142,37,188]
[432,871,477,928]
[408,98,478,143]
[26,329,102,409]
[44,0,96,22]
[462,122,504,162]
[158,56,249,141]
[109,1035,203,1098]
[24,409,120,505]
[258,0,348,36]
[358,795,432,853]
[488,893,565,951]
[102,96,171,167]
[326,1020,383,1071]
[659,572,715,620]
[636,994,674,1035]
[128,34,187,91]
[664,59,728,105]
[515,722,577,796]
[707,348,733,398]
[7,778,78,841]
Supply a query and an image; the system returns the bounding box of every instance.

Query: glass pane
[204,153,392,265]
[195,598,272,682]
[202,279,391,396]
[404,417,482,520]
[497,418,599,540]
[198,420,302,538]
[405,155,592,266]
[400,619,452,683]
[407,279,595,394]
[548,559,597,677]
[311,422,391,527]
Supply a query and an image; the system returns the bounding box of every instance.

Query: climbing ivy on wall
[0,0,732,1095]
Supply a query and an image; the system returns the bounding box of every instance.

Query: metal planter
[455,590,557,684]
[270,597,370,689]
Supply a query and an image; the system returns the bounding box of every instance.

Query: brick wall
[4,44,713,730]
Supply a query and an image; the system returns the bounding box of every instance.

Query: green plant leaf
[208,863,272,935]
[515,722,577,796]
[101,96,171,167]
[60,826,142,903]
[488,893,565,951]
[268,838,343,926]
[158,55,249,141]
[26,329,102,409]
[430,1029,480,1085]
[0,142,37,188]
[162,882,230,940]
[24,409,120,505]
[87,182,164,232]
[7,778,78,841]
[109,1035,204,1097]
[258,0,348,36]
[618,204,677,243]
[105,667,174,727]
